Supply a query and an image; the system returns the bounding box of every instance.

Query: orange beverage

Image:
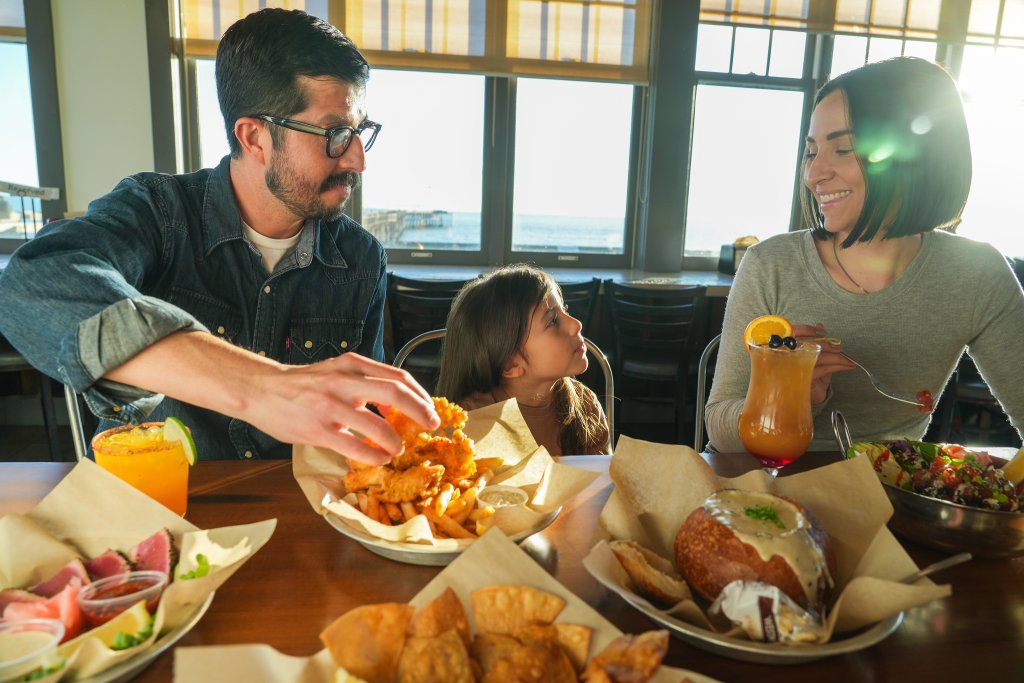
[738,341,821,472]
[91,423,189,515]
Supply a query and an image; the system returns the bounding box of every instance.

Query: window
[684,22,809,258]
[684,85,805,257]
[195,59,229,169]
[361,69,485,252]
[511,78,632,255]
[0,4,42,241]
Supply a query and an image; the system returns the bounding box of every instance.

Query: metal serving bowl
[832,412,1024,559]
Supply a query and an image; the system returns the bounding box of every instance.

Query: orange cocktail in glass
[92,423,190,515]
[738,341,821,476]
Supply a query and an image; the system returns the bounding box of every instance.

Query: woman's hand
[792,322,856,405]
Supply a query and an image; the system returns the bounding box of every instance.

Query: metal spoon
[899,552,973,584]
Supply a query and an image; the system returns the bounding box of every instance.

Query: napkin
[292,399,599,547]
[0,459,276,681]
[587,435,951,641]
[173,529,719,682]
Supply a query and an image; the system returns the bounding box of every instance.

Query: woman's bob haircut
[802,57,972,246]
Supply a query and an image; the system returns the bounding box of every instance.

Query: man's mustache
[321,172,361,192]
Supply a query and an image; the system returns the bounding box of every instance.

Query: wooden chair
[605,282,708,444]
[386,274,476,393]
[394,328,616,447]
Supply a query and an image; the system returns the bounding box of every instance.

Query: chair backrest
[393,328,616,448]
[605,281,708,374]
[694,333,721,452]
[386,274,475,352]
[557,278,601,332]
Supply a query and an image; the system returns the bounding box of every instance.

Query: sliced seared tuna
[129,528,178,575]
[0,588,46,613]
[3,583,84,642]
[28,558,89,597]
[85,549,133,580]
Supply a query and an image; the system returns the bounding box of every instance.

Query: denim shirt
[0,156,387,460]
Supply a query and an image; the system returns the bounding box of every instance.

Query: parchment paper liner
[0,459,276,680]
[293,399,599,549]
[585,435,951,642]
[173,529,719,682]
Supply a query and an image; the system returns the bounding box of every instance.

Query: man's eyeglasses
[251,114,382,158]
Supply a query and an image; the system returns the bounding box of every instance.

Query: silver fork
[840,352,927,408]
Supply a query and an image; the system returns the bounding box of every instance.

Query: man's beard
[265,153,361,222]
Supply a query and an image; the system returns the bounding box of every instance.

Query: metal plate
[324,509,561,566]
[621,593,902,665]
[80,593,215,683]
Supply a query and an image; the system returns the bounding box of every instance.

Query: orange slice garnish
[743,315,793,349]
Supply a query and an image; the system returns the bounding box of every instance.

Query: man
[0,8,437,461]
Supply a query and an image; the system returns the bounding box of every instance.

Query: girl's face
[513,289,589,385]
[804,90,866,238]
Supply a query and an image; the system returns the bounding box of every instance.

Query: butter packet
[708,580,826,644]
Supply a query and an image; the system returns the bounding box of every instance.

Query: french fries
[343,398,510,539]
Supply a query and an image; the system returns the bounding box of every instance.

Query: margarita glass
[91,422,190,515]
[738,341,821,477]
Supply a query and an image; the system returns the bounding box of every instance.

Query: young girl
[437,265,611,455]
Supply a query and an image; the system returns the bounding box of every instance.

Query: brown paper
[593,435,951,643]
[292,399,598,547]
[173,529,720,682]
[0,459,276,681]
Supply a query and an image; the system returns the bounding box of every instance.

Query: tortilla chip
[481,639,577,683]
[580,630,669,683]
[320,603,414,683]
[609,539,692,605]
[408,586,471,647]
[513,623,592,673]
[470,632,522,676]
[471,585,565,635]
[397,628,474,683]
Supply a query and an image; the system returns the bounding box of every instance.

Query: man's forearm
[104,330,280,421]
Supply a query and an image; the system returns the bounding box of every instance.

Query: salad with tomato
[846,440,1021,513]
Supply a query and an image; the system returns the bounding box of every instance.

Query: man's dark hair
[215,8,370,157]
[802,57,972,245]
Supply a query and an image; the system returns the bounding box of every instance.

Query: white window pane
[196,59,230,169]
[363,70,485,251]
[830,34,868,78]
[696,23,732,73]
[732,27,769,75]
[0,42,42,239]
[684,85,804,257]
[867,37,903,63]
[768,29,806,78]
[512,78,631,254]
[901,40,938,61]
[958,47,1024,257]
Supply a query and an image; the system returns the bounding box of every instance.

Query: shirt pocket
[288,319,364,364]
[167,287,243,344]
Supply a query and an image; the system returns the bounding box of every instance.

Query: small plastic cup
[76,570,169,628]
[477,485,529,508]
[0,618,65,683]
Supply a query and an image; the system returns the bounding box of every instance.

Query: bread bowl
[674,490,836,610]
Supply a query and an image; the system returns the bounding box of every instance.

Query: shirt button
[112,406,120,413]
[263,285,271,294]
[257,350,266,357]
[243,450,253,459]
[217,325,225,335]
[304,340,313,349]
[340,340,348,349]
[299,251,309,262]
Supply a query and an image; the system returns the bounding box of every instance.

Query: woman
[705,57,1024,453]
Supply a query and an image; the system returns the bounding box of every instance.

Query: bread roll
[674,490,836,610]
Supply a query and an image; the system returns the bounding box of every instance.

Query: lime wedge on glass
[163,417,197,465]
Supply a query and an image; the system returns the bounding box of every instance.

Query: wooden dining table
[2,452,1023,682]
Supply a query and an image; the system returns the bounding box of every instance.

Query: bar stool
[0,340,61,459]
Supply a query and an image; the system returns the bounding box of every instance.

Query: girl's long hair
[436,264,607,455]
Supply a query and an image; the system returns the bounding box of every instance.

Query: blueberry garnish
[783,336,798,349]
[768,334,784,348]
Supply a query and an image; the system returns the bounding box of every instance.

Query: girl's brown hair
[436,264,607,455]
